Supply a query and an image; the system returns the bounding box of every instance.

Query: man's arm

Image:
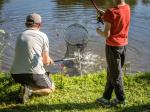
[96,21,111,38]
[42,51,54,65]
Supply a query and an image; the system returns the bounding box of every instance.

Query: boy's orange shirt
[103,4,130,46]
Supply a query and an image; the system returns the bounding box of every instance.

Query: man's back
[10,13,55,103]
[11,29,49,74]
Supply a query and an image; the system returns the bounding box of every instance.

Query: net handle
[54,58,76,62]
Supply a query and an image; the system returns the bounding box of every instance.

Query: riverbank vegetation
[0,70,150,112]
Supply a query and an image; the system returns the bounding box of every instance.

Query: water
[0,0,150,73]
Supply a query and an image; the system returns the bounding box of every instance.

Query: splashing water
[0,30,7,68]
[0,30,13,70]
[73,51,103,74]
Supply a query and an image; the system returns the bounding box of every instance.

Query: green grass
[0,70,150,112]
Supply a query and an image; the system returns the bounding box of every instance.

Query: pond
[0,0,150,73]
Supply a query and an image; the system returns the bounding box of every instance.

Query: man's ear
[35,23,41,28]
[37,23,41,28]
[39,23,42,27]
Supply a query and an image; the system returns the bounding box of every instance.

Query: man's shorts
[11,73,53,89]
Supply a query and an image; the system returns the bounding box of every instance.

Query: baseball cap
[26,13,42,24]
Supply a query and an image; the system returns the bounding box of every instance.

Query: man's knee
[45,85,55,94]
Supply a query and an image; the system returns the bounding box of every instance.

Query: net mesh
[63,24,89,75]
[64,23,88,45]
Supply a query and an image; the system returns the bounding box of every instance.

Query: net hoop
[64,23,88,45]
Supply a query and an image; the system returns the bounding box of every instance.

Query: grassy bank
[0,70,150,112]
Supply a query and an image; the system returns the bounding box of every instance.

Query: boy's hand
[97,9,105,15]
[96,13,104,24]
[96,27,102,33]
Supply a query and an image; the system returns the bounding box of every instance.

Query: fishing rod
[90,0,105,24]
[46,57,77,74]
[91,0,99,12]
[90,0,105,14]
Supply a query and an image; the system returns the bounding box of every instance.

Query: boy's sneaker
[111,98,125,108]
[96,97,111,107]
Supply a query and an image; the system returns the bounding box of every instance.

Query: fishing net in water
[64,23,89,58]
[63,23,89,75]
[64,23,88,46]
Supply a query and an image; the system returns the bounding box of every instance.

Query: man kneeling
[10,13,55,103]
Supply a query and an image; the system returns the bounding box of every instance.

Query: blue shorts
[11,73,53,89]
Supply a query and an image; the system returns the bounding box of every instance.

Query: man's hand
[48,57,54,65]
[42,51,54,65]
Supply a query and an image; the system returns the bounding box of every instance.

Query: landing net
[64,23,88,45]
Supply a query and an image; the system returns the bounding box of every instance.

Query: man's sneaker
[96,97,111,107]
[19,85,32,103]
[111,98,125,108]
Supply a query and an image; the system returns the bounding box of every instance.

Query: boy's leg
[108,46,125,102]
[102,45,114,100]
[96,45,113,107]
[102,68,114,100]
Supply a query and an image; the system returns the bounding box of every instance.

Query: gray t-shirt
[10,29,49,74]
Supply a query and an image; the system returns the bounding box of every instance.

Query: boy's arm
[96,21,111,38]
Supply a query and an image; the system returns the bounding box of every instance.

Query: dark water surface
[0,0,150,73]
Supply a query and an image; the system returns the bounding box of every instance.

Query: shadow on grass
[0,102,101,112]
[0,102,150,112]
[123,103,150,112]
